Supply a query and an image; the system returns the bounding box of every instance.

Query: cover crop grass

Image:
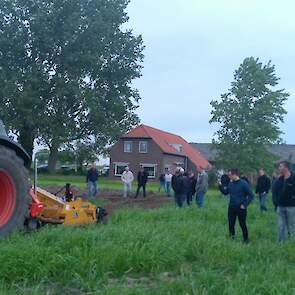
[0,191,294,295]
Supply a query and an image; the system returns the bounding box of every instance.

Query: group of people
[218,161,295,243]
[86,163,210,206]
[168,167,209,208]
[85,160,295,243]
[86,164,148,199]
[120,166,210,210]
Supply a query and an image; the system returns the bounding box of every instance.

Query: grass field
[1,187,295,295]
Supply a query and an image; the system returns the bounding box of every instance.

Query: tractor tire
[0,146,31,237]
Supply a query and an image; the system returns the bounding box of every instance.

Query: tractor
[0,120,106,237]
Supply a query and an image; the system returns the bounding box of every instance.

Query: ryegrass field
[1,188,295,295]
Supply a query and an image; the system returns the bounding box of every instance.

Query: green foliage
[57,149,76,165]
[208,168,218,188]
[210,57,289,175]
[0,193,294,294]
[0,0,144,168]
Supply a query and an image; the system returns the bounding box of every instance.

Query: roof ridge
[142,124,184,138]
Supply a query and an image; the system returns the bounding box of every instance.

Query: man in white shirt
[164,170,173,197]
[121,167,134,198]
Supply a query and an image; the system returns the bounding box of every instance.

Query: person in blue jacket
[219,168,254,243]
[86,162,99,198]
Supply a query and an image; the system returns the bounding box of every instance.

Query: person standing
[158,173,166,193]
[121,167,134,198]
[164,170,173,197]
[219,169,254,243]
[273,161,295,242]
[64,183,74,202]
[271,171,280,211]
[186,172,197,205]
[86,162,99,198]
[172,168,186,208]
[256,168,271,212]
[195,169,208,208]
[135,167,149,198]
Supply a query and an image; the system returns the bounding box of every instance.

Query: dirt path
[43,185,173,216]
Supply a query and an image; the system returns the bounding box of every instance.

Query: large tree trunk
[18,126,35,160]
[48,144,59,173]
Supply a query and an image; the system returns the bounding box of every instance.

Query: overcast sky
[126,0,295,144]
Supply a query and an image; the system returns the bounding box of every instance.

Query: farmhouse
[109,124,211,179]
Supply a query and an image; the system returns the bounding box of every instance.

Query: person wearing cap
[172,167,186,208]
[195,168,208,208]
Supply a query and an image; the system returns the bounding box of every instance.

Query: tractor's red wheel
[0,170,16,225]
[0,146,30,237]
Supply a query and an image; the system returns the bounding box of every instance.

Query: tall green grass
[0,192,294,294]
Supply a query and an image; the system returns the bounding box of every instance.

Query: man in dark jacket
[185,172,197,205]
[135,167,149,198]
[86,163,99,198]
[158,173,165,193]
[172,168,186,208]
[273,161,295,242]
[219,168,254,243]
[256,168,271,212]
[271,171,279,211]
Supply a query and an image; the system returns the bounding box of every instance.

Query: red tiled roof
[122,124,211,170]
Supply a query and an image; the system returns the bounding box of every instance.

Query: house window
[169,143,183,152]
[141,163,156,178]
[114,162,128,176]
[139,141,148,153]
[124,141,132,153]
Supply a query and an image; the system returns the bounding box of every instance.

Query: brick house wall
[110,138,163,180]
[161,154,187,174]
[110,138,196,181]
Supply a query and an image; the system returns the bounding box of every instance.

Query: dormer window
[169,143,183,152]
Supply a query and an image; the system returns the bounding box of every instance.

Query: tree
[0,0,144,171]
[210,57,289,175]
[71,141,98,174]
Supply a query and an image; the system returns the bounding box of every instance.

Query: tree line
[0,0,144,172]
[0,1,290,175]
